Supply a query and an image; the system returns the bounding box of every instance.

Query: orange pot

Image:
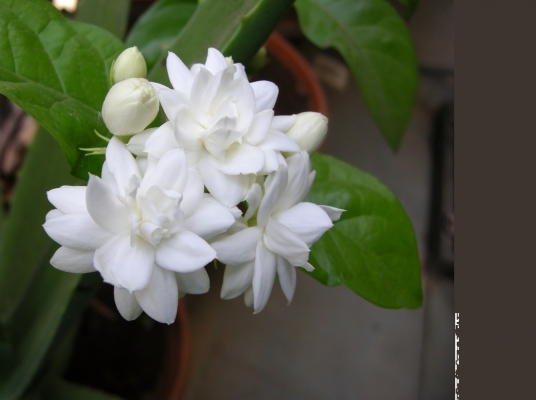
[155,300,190,400]
[265,32,328,117]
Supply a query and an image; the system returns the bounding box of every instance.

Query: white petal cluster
[43,48,342,323]
[146,48,300,206]
[211,152,342,313]
[44,137,237,323]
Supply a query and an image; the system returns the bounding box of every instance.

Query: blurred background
[0,0,453,399]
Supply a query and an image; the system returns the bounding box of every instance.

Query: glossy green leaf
[76,0,131,39]
[306,153,422,308]
[294,0,418,150]
[0,0,125,179]
[147,0,294,85]
[126,0,197,71]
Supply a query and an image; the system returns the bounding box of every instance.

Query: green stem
[148,0,295,85]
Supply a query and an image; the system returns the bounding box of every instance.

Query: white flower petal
[264,217,310,266]
[258,149,283,175]
[144,122,180,159]
[137,156,148,175]
[152,83,188,123]
[185,195,236,240]
[230,206,242,219]
[199,157,250,207]
[230,78,255,133]
[205,48,228,74]
[206,101,238,132]
[251,81,278,113]
[94,234,155,292]
[300,261,315,272]
[252,241,277,313]
[244,183,262,221]
[43,213,113,251]
[50,246,95,273]
[272,115,296,132]
[190,63,202,75]
[47,186,87,214]
[156,230,216,273]
[142,186,180,223]
[274,151,311,213]
[114,287,143,321]
[87,175,129,234]
[276,255,296,303]
[319,205,345,222]
[211,226,260,265]
[127,128,156,156]
[191,68,222,122]
[259,130,301,153]
[105,137,141,196]
[46,209,64,221]
[101,162,119,196]
[180,168,204,217]
[210,143,265,175]
[134,266,178,324]
[204,126,242,160]
[176,268,210,294]
[245,110,274,146]
[140,148,188,195]
[274,202,334,246]
[221,260,254,299]
[173,105,204,151]
[257,165,288,227]
[167,51,194,93]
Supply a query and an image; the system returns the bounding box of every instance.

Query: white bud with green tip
[285,112,328,154]
[111,46,147,83]
[102,78,159,136]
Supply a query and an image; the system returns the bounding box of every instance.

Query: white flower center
[123,177,184,246]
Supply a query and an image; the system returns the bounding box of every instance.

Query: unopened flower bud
[102,78,159,136]
[111,47,147,83]
[285,112,328,154]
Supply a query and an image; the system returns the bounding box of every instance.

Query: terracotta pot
[155,300,190,400]
[265,32,328,117]
[260,32,328,153]
[64,286,190,400]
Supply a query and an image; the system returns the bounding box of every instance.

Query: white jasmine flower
[147,48,300,206]
[284,112,328,154]
[43,137,237,323]
[210,152,344,313]
[112,46,148,83]
[102,78,159,136]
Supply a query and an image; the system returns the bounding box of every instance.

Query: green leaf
[126,0,198,71]
[0,0,125,179]
[294,0,418,150]
[0,127,80,322]
[147,0,294,85]
[306,153,422,308]
[41,379,125,400]
[0,126,86,399]
[0,244,80,400]
[76,0,131,39]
